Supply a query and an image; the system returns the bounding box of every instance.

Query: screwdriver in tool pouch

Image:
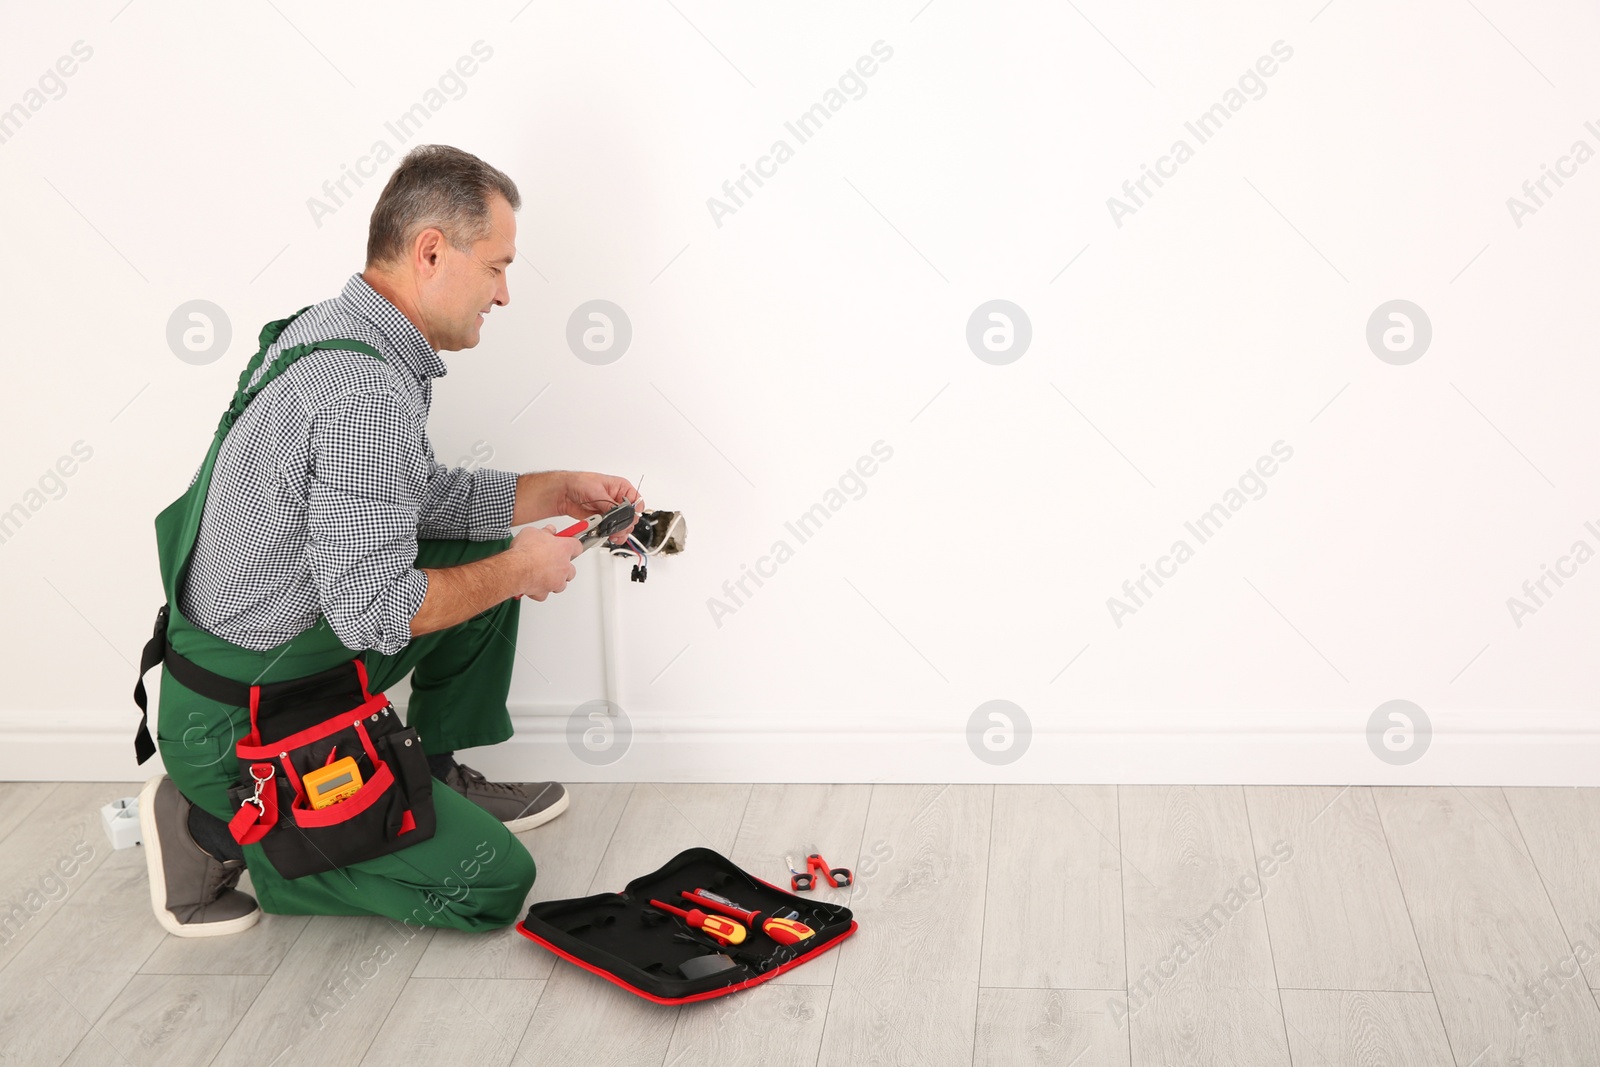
[649,899,746,945]
[680,889,816,945]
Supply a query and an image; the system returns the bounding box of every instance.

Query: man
[136,144,641,937]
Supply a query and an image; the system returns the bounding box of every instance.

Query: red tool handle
[649,899,745,945]
[518,519,594,599]
[681,889,759,924]
[650,898,696,920]
[807,853,853,888]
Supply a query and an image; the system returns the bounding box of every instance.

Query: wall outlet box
[102,796,142,850]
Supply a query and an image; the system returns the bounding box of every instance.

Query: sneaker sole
[502,787,570,833]
[140,774,262,939]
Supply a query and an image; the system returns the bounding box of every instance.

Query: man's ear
[414,227,445,275]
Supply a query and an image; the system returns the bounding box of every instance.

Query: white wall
[2,1,1597,785]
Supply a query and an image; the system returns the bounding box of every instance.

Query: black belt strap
[133,603,371,765]
[133,604,169,765]
[133,603,258,764]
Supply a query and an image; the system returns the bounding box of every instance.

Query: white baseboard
[3,705,1600,785]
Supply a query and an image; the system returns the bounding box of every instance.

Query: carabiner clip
[248,763,274,816]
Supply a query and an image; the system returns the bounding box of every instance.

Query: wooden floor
[4,783,1600,1066]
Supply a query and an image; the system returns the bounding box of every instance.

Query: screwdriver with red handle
[649,899,746,945]
[680,889,816,946]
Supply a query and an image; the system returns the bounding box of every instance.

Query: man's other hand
[509,525,586,601]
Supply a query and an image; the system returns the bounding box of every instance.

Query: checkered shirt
[178,272,518,654]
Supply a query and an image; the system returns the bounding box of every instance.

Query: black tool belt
[132,603,368,765]
[131,602,437,879]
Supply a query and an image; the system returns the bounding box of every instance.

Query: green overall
[151,308,535,931]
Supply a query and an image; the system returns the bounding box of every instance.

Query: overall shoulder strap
[135,318,388,764]
[216,326,386,436]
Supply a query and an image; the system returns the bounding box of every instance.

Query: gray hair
[366,144,520,268]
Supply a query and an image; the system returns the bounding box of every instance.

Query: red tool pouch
[224,657,436,879]
[516,847,857,1003]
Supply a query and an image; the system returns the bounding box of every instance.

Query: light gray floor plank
[1118,785,1291,1067]
[59,974,267,1067]
[209,914,433,1067]
[413,782,632,982]
[1503,786,1600,990]
[1278,989,1453,1067]
[585,783,751,896]
[663,983,831,1067]
[525,783,636,903]
[0,781,130,972]
[1375,786,1600,1066]
[1243,785,1428,991]
[982,785,1125,990]
[140,910,312,976]
[0,781,60,845]
[974,988,1131,1067]
[726,783,872,987]
[513,963,680,1067]
[359,977,546,1067]
[0,844,170,1067]
[1131,978,1295,1066]
[816,784,992,1067]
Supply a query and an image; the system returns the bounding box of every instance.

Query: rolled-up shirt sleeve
[416,455,518,541]
[307,388,430,655]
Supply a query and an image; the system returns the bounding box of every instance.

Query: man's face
[421,192,516,352]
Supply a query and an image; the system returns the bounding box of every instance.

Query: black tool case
[515,846,857,1004]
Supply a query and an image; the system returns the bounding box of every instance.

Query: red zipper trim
[513,918,857,1004]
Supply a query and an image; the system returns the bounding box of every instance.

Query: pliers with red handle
[787,850,852,892]
[518,500,640,599]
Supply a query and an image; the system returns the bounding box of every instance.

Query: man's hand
[412,525,584,635]
[551,472,645,546]
[507,525,587,601]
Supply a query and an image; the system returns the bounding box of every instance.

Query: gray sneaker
[443,763,569,832]
[139,775,261,937]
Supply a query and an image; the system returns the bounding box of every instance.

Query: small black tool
[672,931,772,972]
[678,952,740,980]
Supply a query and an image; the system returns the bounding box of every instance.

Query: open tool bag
[218,651,438,879]
[516,846,857,1003]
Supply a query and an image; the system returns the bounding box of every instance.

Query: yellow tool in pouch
[304,755,364,809]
